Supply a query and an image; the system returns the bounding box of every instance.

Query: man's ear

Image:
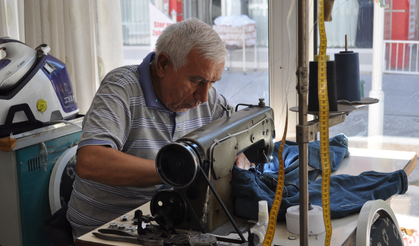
[156,53,170,78]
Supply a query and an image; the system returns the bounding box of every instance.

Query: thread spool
[335,35,361,102]
[286,204,325,235]
[308,57,338,112]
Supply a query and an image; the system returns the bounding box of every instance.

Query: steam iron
[0,38,37,91]
[0,37,79,137]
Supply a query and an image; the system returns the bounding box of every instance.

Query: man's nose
[194,83,211,103]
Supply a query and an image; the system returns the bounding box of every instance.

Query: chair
[45,146,78,246]
[45,204,74,246]
[356,199,404,246]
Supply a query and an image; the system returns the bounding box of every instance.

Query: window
[120,0,419,162]
[120,0,269,109]
[324,0,419,159]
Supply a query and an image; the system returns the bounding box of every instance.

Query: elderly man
[66,18,243,238]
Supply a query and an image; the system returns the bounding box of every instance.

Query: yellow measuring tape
[262,107,287,246]
[318,0,333,244]
[262,0,332,244]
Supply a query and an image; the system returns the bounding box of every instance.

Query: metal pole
[368,2,385,149]
[221,0,226,16]
[297,0,309,245]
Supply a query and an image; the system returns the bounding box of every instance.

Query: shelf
[296,114,347,143]
[289,104,358,116]
[290,98,378,143]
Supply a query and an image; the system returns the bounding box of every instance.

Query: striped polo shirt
[67,52,229,237]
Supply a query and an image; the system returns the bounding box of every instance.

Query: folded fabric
[232,134,408,221]
[263,133,350,175]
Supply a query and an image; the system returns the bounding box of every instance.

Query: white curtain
[323,0,360,48]
[0,0,124,114]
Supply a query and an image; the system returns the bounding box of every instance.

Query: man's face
[156,50,225,113]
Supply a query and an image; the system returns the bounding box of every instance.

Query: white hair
[154,18,228,71]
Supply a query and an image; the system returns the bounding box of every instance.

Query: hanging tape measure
[262,106,287,246]
[262,0,332,244]
[318,0,333,244]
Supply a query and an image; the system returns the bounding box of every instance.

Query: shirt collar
[137,52,167,110]
[137,52,190,115]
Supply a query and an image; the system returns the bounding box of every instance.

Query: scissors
[92,227,190,246]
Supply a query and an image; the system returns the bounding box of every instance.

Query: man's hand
[235,152,255,170]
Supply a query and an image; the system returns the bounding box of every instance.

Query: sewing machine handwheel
[150,190,186,227]
[156,142,203,188]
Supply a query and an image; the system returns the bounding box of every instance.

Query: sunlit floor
[390,185,419,243]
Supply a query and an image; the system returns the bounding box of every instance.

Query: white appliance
[0,117,82,246]
[0,37,79,138]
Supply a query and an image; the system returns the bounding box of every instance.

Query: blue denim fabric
[263,133,350,175]
[260,133,350,184]
[232,134,408,221]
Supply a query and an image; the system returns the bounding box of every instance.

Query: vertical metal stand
[296,0,309,245]
[198,166,247,243]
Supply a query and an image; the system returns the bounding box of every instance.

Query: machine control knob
[120,215,129,221]
[108,222,118,229]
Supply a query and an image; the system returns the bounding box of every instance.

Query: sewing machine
[75,100,418,246]
[80,100,275,245]
[134,100,275,243]
[78,101,275,245]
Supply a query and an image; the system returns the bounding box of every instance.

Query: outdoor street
[215,68,419,186]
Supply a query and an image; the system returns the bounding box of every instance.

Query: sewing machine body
[153,103,275,234]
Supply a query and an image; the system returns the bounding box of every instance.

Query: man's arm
[76,145,163,187]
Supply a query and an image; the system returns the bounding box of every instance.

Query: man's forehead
[184,59,224,80]
[188,75,222,82]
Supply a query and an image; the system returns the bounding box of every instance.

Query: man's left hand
[235,152,255,170]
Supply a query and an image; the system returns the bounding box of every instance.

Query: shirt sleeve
[78,67,136,151]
